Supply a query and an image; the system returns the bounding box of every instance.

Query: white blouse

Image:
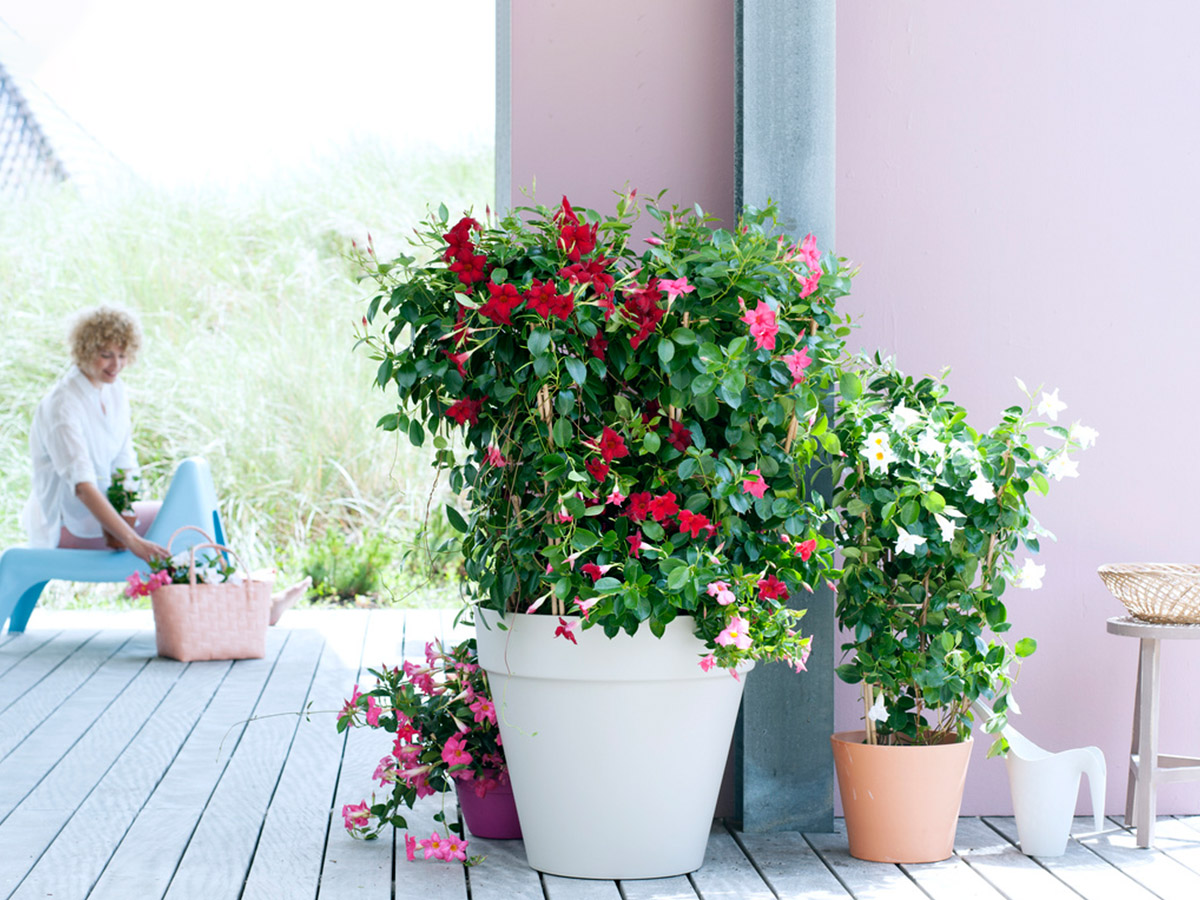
[22,366,139,547]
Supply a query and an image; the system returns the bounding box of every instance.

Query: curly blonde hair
[69,306,143,367]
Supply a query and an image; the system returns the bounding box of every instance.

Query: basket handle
[164,525,218,555]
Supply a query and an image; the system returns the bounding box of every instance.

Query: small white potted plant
[830,355,1095,863]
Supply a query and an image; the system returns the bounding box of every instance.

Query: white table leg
[1135,637,1160,848]
[1126,652,1142,826]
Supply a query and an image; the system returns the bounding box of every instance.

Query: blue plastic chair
[0,457,226,633]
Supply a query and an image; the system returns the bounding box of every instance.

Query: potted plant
[830,355,1095,863]
[337,638,514,865]
[105,468,139,549]
[353,193,856,877]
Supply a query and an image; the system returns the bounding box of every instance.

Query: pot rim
[831,729,973,748]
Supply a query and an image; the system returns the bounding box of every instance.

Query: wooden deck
[2,608,1200,900]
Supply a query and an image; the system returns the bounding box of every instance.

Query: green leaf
[671,327,697,345]
[552,418,573,446]
[666,566,691,590]
[445,505,468,532]
[695,392,719,419]
[657,339,676,364]
[565,357,588,385]
[1031,472,1049,496]
[1014,637,1038,658]
[614,395,634,421]
[691,374,716,395]
[528,329,552,357]
[643,431,662,453]
[437,202,449,223]
[818,432,842,455]
[490,267,509,284]
[407,419,425,447]
[839,372,863,401]
[922,491,946,514]
[593,577,623,592]
[900,500,920,526]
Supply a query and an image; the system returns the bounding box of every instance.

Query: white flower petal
[1036,388,1067,421]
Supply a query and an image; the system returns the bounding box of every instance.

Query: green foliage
[106,468,139,515]
[832,356,1093,744]
[303,528,393,603]
[356,194,858,668]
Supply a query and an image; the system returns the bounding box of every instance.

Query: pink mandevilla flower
[554,617,579,644]
[420,831,448,861]
[699,654,717,672]
[443,835,469,862]
[740,299,779,350]
[783,347,812,385]
[485,445,508,467]
[469,697,497,725]
[658,276,695,302]
[405,833,418,862]
[742,469,769,499]
[716,616,753,651]
[365,695,381,727]
[441,733,473,767]
[342,800,372,832]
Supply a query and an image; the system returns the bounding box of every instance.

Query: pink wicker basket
[150,527,272,662]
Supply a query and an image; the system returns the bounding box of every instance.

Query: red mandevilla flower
[625,492,652,522]
[523,278,574,321]
[676,509,711,539]
[596,427,629,462]
[445,397,484,426]
[648,491,679,522]
[588,332,608,360]
[586,458,610,482]
[758,575,790,601]
[478,281,523,325]
[666,419,693,452]
[622,279,665,349]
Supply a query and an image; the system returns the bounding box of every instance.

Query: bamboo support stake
[863,682,878,745]
[784,414,799,453]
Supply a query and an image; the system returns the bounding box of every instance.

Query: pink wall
[837,3,1200,815]
[508,0,734,227]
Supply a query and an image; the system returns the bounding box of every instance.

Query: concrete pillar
[733,0,837,833]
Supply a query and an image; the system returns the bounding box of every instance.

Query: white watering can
[974,701,1106,857]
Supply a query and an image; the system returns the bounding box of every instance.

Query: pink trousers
[58,500,162,550]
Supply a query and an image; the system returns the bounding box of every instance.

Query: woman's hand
[74,481,168,560]
[128,535,170,563]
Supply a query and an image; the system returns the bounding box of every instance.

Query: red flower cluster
[647,491,679,522]
[622,279,665,349]
[625,492,652,521]
[596,427,629,462]
[586,458,610,482]
[676,509,712,539]
[757,575,789,601]
[445,397,484,426]
[560,256,616,312]
[587,332,608,361]
[524,278,574,321]
[555,197,598,262]
[666,419,693,452]
[443,217,488,286]
[479,281,523,325]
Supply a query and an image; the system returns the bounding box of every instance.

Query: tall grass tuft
[0,140,490,607]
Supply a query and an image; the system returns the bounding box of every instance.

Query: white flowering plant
[832,355,1095,750]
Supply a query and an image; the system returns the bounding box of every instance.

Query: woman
[22,306,169,562]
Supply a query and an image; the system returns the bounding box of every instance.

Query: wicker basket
[1097,563,1200,625]
[150,527,272,661]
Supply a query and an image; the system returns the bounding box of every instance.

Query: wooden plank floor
[2,608,1198,899]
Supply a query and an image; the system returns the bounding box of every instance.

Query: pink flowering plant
[354,194,856,671]
[831,355,1096,749]
[336,638,499,864]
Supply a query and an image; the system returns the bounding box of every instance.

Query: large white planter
[475,610,751,879]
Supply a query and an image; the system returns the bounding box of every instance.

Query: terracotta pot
[831,730,973,863]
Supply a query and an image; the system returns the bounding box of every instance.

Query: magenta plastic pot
[456,778,522,839]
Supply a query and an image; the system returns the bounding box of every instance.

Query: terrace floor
[2,608,1199,899]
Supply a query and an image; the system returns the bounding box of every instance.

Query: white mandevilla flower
[934,512,958,544]
[1018,559,1046,590]
[1037,388,1067,421]
[895,526,927,556]
[1069,422,1099,449]
[949,438,979,462]
[867,692,888,723]
[1047,455,1080,481]
[890,401,923,432]
[861,431,898,474]
[916,428,943,457]
[967,473,995,503]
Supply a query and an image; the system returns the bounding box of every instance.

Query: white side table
[1107,615,1200,847]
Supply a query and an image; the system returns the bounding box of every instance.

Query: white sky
[0,0,495,187]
